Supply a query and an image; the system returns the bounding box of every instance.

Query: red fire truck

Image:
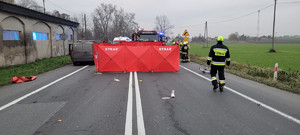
[131,29,167,43]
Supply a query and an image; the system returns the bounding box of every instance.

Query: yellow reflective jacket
[207,42,230,66]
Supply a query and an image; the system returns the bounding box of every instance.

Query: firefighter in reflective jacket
[181,42,190,62]
[207,36,230,92]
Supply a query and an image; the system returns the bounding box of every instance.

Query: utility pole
[84,14,87,40]
[43,0,46,13]
[271,0,277,52]
[256,10,260,41]
[203,21,208,48]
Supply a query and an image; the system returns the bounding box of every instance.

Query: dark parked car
[69,40,94,65]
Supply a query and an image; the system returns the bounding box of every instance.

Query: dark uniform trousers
[210,65,225,86]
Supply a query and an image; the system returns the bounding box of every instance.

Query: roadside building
[0,1,79,67]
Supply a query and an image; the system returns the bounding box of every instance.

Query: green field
[190,43,300,72]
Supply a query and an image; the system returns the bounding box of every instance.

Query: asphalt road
[0,62,299,135]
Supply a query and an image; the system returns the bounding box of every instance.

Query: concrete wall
[0,16,25,66]
[0,11,77,67]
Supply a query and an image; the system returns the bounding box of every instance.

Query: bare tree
[61,13,70,20]
[16,0,43,12]
[93,3,138,42]
[110,8,124,38]
[228,32,239,41]
[93,3,116,42]
[1,0,15,4]
[52,10,61,17]
[111,8,139,39]
[93,17,103,40]
[50,10,71,21]
[124,13,139,36]
[154,15,174,35]
[75,13,93,40]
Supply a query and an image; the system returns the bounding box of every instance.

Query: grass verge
[0,56,72,86]
[190,55,300,94]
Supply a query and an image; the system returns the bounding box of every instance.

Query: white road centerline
[0,65,89,111]
[125,72,146,135]
[180,65,300,125]
[134,72,146,135]
[125,72,133,135]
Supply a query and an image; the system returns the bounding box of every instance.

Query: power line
[174,1,300,29]
[279,0,300,4]
[173,3,273,30]
[208,1,300,25]
[210,3,274,24]
[45,0,76,15]
[175,23,205,29]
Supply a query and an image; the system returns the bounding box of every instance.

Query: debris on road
[11,76,37,83]
[114,78,120,82]
[57,119,62,122]
[95,72,102,75]
[199,66,210,74]
[161,97,171,100]
[171,90,175,98]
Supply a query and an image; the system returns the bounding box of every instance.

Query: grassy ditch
[191,55,300,94]
[0,56,71,86]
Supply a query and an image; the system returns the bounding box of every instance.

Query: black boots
[212,80,225,92]
[212,80,218,92]
[219,82,225,92]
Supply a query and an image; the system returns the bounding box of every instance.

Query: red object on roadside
[93,42,179,72]
[11,76,37,83]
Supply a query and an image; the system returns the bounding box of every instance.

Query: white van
[113,36,131,44]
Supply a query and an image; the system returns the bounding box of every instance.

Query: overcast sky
[36,0,300,38]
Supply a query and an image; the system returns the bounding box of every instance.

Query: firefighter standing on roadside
[207,36,230,92]
[181,42,190,62]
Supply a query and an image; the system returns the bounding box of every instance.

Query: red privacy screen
[93,42,179,72]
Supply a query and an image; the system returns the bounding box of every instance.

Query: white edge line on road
[134,72,146,135]
[125,72,133,135]
[180,65,300,125]
[0,65,89,111]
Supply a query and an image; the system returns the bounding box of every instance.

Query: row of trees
[77,4,174,42]
[228,32,251,41]
[228,32,273,41]
[189,33,258,42]
[92,3,138,42]
[191,34,206,43]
